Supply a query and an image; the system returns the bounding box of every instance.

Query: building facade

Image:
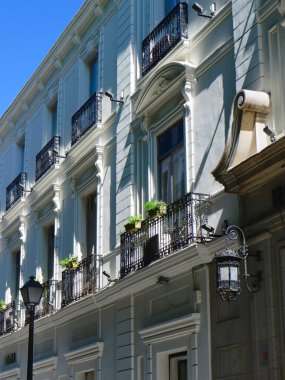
[0,0,284,379]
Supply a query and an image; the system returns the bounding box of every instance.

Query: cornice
[0,0,113,135]
[63,123,103,178]
[217,135,285,194]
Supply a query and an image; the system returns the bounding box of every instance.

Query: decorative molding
[0,367,20,379]
[95,144,104,182]
[52,184,61,214]
[54,57,62,70]
[65,342,104,366]
[19,214,26,243]
[278,0,285,17]
[133,61,195,118]
[139,314,200,344]
[37,81,45,92]
[181,81,193,114]
[71,32,81,46]
[33,356,57,375]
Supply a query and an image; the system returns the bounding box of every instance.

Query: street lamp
[20,276,44,380]
[215,225,262,301]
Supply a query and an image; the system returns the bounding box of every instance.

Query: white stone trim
[33,356,57,375]
[65,342,104,366]
[0,367,20,379]
[139,314,200,344]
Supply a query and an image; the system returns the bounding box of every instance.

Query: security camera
[192,2,203,13]
[192,2,216,18]
[263,126,276,142]
[104,90,124,104]
[104,91,113,99]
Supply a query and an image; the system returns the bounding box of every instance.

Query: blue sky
[0,0,85,117]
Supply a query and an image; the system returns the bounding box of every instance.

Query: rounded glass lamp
[20,276,44,309]
[215,248,242,301]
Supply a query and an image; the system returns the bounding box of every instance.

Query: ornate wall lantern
[215,225,262,301]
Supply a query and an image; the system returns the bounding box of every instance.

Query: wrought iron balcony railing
[61,255,100,307]
[142,2,188,76]
[35,136,60,181]
[120,192,212,278]
[0,301,20,336]
[71,92,102,146]
[6,172,27,211]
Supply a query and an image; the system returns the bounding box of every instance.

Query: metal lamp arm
[225,225,248,259]
[226,225,261,293]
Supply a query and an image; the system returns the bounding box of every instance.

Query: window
[158,120,185,204]
[86,192,97,256]
[50,101,58,137]
[169,352,187,380]
[165,0,179,14]
[85,372,95,380]
[46,224,55,280]
[268,25,285,134]
[90,57,98,96]
[17,137,25,172]
[13,250,21,301]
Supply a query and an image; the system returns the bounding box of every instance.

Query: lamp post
[20,276,44,380]
[215,225,262,301]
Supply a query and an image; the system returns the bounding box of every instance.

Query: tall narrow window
[158,120,185,204]
[169,352,187,380]
[17,138,25,172]
[14,250,21,301]
[86,192,97,256]
[268,26,285,134]
[50,101,58,137]
[47,225,55,280]
[90,57,98,96]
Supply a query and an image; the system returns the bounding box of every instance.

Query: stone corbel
[212,89,271,185]
[278,0,285,18]
[95,145,104,183]
[52,185,61,215]
[181,81,193,115]
[19,215,26,243]
[71,32,81,46]
[54,57,62,70]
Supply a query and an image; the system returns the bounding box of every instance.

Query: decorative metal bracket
[226,225,262,294]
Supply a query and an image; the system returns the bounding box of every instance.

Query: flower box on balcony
[60,255,78,271]
[0,300,6,313]
[145,200,167,219]
[125,215,143,233]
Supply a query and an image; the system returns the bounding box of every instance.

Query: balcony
[61,255,99,307]
[35,136,60,181]
[0,301,19,336]
[142,2,188,76]
[6,172,27,210]
[71,92,102,146]
[120,192,212,278]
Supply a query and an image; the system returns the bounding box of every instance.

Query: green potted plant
[0,300,6,313]
[60,255,78,270]
[124,214,143,233]
[145,200,167,218]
